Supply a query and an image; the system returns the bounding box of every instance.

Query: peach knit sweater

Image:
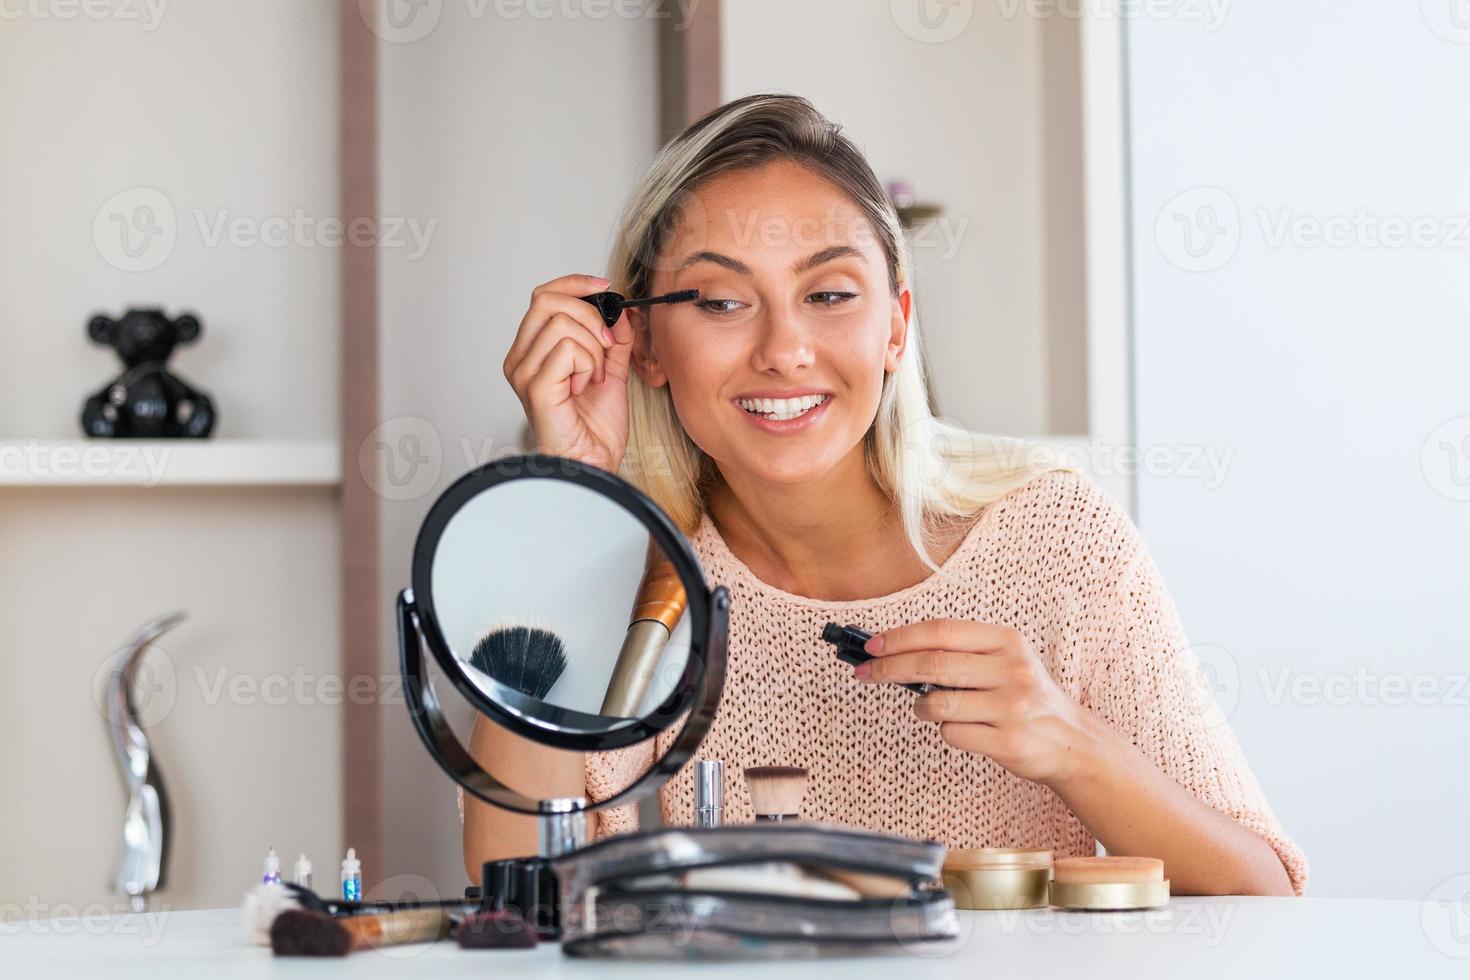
[584,471,1308,895]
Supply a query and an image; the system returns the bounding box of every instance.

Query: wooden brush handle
[344,909,452,949]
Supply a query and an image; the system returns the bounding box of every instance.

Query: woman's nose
[749,305,815,375]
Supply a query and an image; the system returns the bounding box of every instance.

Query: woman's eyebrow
[676,245,864,276]
[677,251,751,275]
[792,245,862,274]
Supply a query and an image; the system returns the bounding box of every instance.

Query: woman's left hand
[855,618,1102,787]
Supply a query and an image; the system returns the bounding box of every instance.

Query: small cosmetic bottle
[695,760,724,828]
[293,853,314,890]
[261,847,282,885]
[340,847,362,902]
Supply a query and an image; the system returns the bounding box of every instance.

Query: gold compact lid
[1052,856,1164,884]
[944,847,1053,871]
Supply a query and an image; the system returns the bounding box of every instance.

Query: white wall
[376,3,660,891]
[1129,3,1470,899]
[721,0,1086,437]
[0,2,342,910]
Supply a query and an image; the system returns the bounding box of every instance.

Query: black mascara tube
[821,622,936,695]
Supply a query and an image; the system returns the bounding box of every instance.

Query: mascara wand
[580,289,700,328]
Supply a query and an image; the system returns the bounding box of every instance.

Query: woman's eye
[696,298,744,315]
[807,291,857,307]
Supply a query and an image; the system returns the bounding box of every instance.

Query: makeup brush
[469,623,568,700]
[270,907,453,957]
[453,908,539,949]
[580,289,700,328]
[599,545,688,717]
[744,766,809,822]
[243,882,469,946]
[243,882,297,946]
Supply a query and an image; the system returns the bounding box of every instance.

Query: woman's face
[632,161,911,487]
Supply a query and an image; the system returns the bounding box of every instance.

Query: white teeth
[736,394,828,421]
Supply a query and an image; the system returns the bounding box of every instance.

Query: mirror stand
[399,583,730,938]
[539,799,588,858]
[396,454,731,942]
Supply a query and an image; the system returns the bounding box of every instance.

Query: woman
[468,94,1305,896]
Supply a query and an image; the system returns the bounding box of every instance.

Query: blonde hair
[609,94,1059,570]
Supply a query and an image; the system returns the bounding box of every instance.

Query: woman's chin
[722,445,852,488]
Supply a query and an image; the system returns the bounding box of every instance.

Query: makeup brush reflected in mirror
[468,622,569,701]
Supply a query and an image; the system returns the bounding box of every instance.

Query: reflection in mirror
[430,478,693,727]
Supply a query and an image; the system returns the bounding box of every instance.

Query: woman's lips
[732,394,832,434]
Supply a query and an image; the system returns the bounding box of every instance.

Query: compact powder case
[942,848,1054,910]
[1048,857,1170,911]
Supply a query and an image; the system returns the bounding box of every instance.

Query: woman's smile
[733,389,833,431]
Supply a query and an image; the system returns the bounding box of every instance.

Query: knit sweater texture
[582,471,1307,894]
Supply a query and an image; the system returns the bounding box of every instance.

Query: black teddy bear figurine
[81,308,216,438]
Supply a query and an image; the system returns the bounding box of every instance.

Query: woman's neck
[704,448,946,601]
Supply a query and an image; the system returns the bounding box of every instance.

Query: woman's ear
[884,287,912,373]
[628,308,669,388]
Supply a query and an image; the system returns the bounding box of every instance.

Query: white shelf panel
[0,439,341,488]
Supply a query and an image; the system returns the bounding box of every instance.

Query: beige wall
[0,2,343,911]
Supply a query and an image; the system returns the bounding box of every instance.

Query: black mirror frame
[397,453,730,816]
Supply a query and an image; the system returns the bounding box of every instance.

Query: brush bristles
[744,766,809,819]
[271,909,354,957]
[242,882,300,946]
[469,623,568,700]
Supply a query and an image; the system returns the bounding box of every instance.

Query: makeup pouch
[553,823,959,959]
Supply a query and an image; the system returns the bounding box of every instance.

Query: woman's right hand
[503,274,636,472]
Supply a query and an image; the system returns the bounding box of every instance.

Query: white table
[5,898,1465,978]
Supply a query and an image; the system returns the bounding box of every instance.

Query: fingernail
[854,663,871,680]
[593,276,611,287]
[864,634,883,654]
[603,326,615,345]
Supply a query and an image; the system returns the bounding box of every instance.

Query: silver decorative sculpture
[105,612,180,912]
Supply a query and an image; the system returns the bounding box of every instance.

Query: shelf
[0,439,341,488]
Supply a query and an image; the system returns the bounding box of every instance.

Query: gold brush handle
[346,909,453,949]
[599,547,689,717]
[629,556,687,631]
